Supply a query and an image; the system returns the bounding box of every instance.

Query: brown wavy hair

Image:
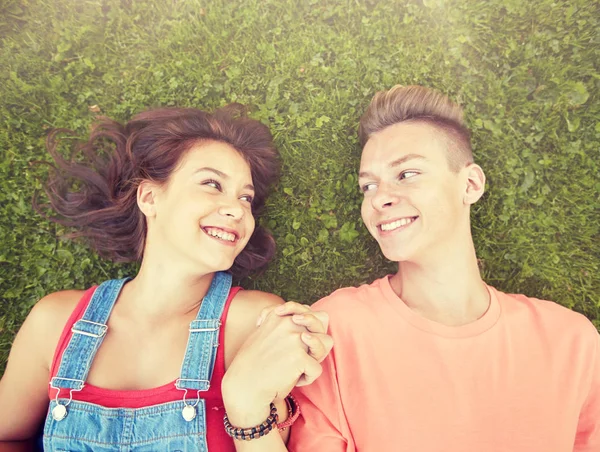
[35,105,280,277]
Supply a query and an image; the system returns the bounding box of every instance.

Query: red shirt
[49,285,241,451]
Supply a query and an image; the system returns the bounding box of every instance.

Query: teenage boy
[287,85,600,451]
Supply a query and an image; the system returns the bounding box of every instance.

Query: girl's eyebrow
[194,167,255,191]
[195,167,226,178]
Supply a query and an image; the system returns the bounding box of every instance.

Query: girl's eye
[361,183,377,193]
[399,171,419,180]
[240,194,254,203]
[203,179,222,190]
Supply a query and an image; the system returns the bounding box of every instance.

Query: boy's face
[359,121,480,263]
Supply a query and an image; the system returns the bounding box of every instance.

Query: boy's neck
[390,239,490,327]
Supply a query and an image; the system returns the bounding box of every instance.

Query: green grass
[1,0,599,373]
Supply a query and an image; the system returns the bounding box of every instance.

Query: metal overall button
[176,379,209,422]
[178,387,203,422]
[49,378,84,422]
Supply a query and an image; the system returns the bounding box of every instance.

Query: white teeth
[380,218,414,231]
[205,228,236,242]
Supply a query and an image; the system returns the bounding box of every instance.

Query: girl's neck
[117,257,216,321]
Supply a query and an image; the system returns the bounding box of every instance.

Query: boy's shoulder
[493,286,598,339]
[312,277,388,312]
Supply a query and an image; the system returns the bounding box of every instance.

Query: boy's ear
[463,163,486,205]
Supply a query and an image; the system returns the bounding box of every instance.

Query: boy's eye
[361,183,377,193]
[399,171,419,180]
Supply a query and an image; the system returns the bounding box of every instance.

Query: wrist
[223,400,272,429]
[222,375,274,425]
[224,403,279,441]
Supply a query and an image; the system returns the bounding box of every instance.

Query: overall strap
[176,271,232,392]
[50,278,129,392]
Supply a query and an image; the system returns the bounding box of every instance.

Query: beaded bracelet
[276,394,301,431]
[224,403,279,441]
[223,395,301,441]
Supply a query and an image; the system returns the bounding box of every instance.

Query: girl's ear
[137,180,160,218]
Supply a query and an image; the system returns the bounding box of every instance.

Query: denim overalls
[43,271,232,452]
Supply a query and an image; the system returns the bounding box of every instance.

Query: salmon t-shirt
[289,276,600,452]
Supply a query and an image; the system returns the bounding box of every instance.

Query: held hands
[221,302,333,425]
[258,302,333,379]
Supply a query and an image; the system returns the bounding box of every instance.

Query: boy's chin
[381,248,410,264]
[378,242,421,264]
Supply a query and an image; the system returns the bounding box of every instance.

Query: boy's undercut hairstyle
[35,105,280,277]
[358,85,474,171]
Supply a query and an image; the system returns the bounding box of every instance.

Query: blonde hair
[358,85,473,171]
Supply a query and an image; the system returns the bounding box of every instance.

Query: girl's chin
[182,255,236,275]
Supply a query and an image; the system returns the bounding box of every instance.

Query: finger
[295,355,323,387]
[256,305,277,327]
[291,311,329,334]
[301,332,334,363]
[313,310,329,332]
[274,301,312,317]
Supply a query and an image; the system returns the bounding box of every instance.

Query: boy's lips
[377,216,418,234]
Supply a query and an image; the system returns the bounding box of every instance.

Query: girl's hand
[258,302,331,365]
[221,302,333,426]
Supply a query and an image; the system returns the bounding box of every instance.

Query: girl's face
[143,140,256,273]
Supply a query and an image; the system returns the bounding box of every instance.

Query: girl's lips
[201,226,240,246]
[202,225,240,239]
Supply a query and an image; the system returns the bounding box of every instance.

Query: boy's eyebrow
[358,154,426,179]
[390,153,427,167]
[194,167,255,191]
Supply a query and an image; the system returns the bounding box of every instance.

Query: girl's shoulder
[222,290,284,368]
[227,289,284,330]
[231,289,284,311]
[27,289,87,368]
[33,289,87,324]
